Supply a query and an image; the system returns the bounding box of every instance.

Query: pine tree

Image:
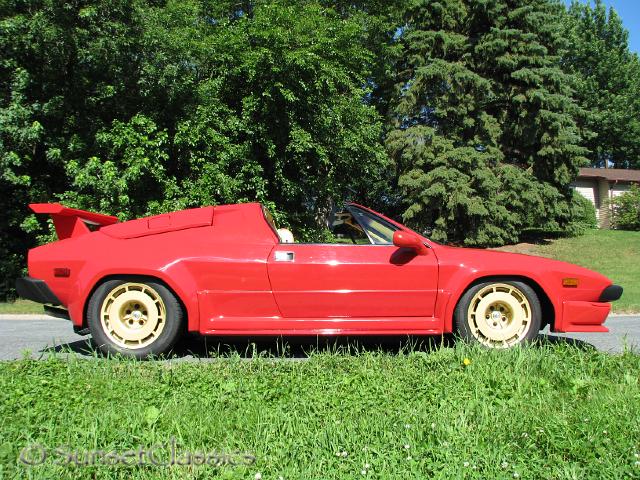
[387,0,587,246]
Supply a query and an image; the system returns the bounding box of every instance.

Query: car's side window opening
[329,210,370,244]
[264,204,398,245]
[309,206,398,245]
[263,205,297,243]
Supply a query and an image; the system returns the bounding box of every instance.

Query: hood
[433,243,612,287]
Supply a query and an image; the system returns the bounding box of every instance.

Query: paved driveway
[0,315,637,361]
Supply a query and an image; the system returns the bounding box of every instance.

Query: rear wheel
[454,280,541,348]
[87,278,184,358]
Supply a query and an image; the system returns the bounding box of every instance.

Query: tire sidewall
[455,280,542,347]
[87,277,184,359]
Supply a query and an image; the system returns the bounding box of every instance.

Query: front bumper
[15,277,61,305]
[558,284,623,333]
[560,301,611,332]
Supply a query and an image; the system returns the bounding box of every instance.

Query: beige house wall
[572,178,636,228]
[597,179,611,228]
[572,179,599,221]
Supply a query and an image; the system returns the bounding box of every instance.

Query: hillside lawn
[1,229,637,314]
[494,229,640,313]
[1,344,639,479]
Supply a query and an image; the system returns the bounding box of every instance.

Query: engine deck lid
[100,206,214,239]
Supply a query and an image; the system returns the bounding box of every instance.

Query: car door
[267,207,438,318]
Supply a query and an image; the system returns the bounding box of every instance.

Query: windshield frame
[346,202,435,247]
[346,205,399,245]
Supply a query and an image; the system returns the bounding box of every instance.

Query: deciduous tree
[563,0,640,169]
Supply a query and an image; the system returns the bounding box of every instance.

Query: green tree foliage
[1,0,149,298]
[61,0,388,228]
[564,0,640,169]
[387,0,587,246]
[0,0,387,298]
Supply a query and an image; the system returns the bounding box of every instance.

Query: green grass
[1,344,639,479]
[0,299,42,315]
[497,230,640,313]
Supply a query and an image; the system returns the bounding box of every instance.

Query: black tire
[87,277,184,359]
[454,280,541,348]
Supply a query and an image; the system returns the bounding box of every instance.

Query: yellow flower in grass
[463,358,472,366]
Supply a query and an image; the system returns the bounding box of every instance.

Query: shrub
[566,190,598,235]
[611,185,640,230]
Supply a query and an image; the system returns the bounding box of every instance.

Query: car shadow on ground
[40,332,597,360]
[535,334,597,350]
[173,334,453,359]
[43,338,95,357]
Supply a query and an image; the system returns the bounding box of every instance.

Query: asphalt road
[0,315,638,361]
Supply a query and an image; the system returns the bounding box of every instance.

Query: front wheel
[87,278,184,358]
[454,280,541,348]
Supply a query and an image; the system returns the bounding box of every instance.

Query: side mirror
[393,231,429,255]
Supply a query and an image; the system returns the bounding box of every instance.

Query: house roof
[577,167,640,183]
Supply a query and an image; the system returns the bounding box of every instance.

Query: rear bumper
[15,277,61,305]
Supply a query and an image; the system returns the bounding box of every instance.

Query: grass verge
[496,229,640,313]
[1,344,639,479]
[0,299,43,315]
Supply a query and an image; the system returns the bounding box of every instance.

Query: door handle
[274,251,295,261]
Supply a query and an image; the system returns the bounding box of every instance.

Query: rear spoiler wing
[30,203,118,240]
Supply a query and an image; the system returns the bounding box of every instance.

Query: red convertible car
[16,202,622,358]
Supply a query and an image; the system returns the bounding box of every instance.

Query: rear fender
[71,265,200,332]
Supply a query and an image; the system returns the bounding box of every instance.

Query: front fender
[430,246,606,333]
[439,268,560,333]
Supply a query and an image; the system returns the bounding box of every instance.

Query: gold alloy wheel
[466,283,533,348]
[100,282,166,349]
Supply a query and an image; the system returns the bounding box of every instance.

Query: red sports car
[16,202,622,358]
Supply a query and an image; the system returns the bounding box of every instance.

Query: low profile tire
[454,280,541,348]
[87,278,184,358]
